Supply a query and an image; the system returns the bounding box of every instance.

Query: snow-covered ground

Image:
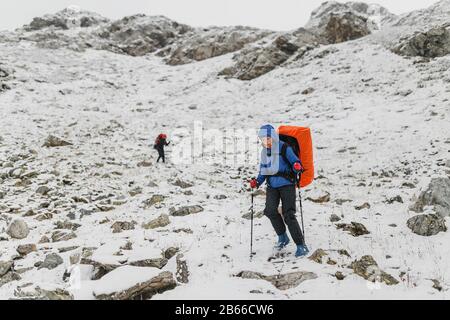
[1,2,450,300]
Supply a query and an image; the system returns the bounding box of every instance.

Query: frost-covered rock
[23,7,109,31]
[336,222,370,237]
[306,1,397,31]
[42,135,72,147]
[7,219,30,239]
[176,254,189,284]
[236,270,317,290]
[38,253,64,270]
[93,14,192,56]
[93,267,176,300]
[163,26,271,65]
[0,261,13,277]
[323,12,371,44]
[170,205,204,216]
[111,221,137,233]
[392,0,450,28]
[219,29,323,80]
[351,255,399,285]
[142,214,170,229]
[410,177,450,217]
[393,25,450,58]
[407,214,447,236]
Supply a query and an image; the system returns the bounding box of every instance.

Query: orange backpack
[277,126,315,188]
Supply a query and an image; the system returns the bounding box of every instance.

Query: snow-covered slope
[0,2,450,300]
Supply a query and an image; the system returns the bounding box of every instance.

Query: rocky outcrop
[93,14,192,57]
[23,7,109,31]
[162,26,271,65]
[323,12,371,44]
[410,177,450,217]
[393,25,450,58]
[351,255,399,285]
[219,29,324,80]
[407,214,447,236]
[306,1,396,31]
[236,270,317,290]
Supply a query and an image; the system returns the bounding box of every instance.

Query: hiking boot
[295,244,309,257]
[276,233,290,250]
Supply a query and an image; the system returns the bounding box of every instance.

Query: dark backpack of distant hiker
[278,126,315,188]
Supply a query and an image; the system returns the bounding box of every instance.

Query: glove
[293,162,303,172]
[249,179,258,189]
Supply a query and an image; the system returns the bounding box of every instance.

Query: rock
[306,192,330,203]
[236,270,317,290]
[164,247,180,260]
[95,270,176,300]
[111,221,136,233]
[355,202,371,210]
[410,177,450,217]
[143,195,165,208]
[176,254,189,284]
[165,26,270,65]
[308,249,328,264]
[51,230,77,242]
[407,214,447,236]
[351,255,399,285]
[242,210,264,220]
[172,179,193,189]
[39,235,50,243]
[55,220,81,231]
[335,199,352,205]
[214,194,227,200]
[393,26,450,58]
[16,244,37,256]
[80,258,120,280]
[70,253,81,265]
[39,253,63,270]
[24,7,109,31]
[335,271,346,280]
[143,214,170,229]
[0,260,13,277]
[6,219,30,239]
[330,214,341,222]
[431,279,443,292]
[0,271,21,287]
[170,205,204,217]
[386,195,403,204]
[36,186,51,196]
[336,222,370,237]
[42,135,72,147]
[323,12,371,44]
[137,160,152,167]
[129,258,168,269]
[219,29,323,80]
[128,186,142,197]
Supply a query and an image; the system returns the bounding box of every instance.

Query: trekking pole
[297,172,306,246]
[250,192,255,261]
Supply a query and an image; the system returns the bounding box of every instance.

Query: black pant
[264,185,304,245]
[156,148,165,163]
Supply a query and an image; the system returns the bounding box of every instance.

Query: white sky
[0,0,440,31]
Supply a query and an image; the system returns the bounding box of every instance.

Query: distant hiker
[154,133,170,163]
[249,124,309,258]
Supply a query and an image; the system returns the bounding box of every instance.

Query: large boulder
[93,267,176,300]
[410,177,450,217]
[7,219,30,239]
[393,25,450,58]
[407,214,447,236]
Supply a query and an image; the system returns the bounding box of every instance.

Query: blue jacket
[256,125,301,189]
